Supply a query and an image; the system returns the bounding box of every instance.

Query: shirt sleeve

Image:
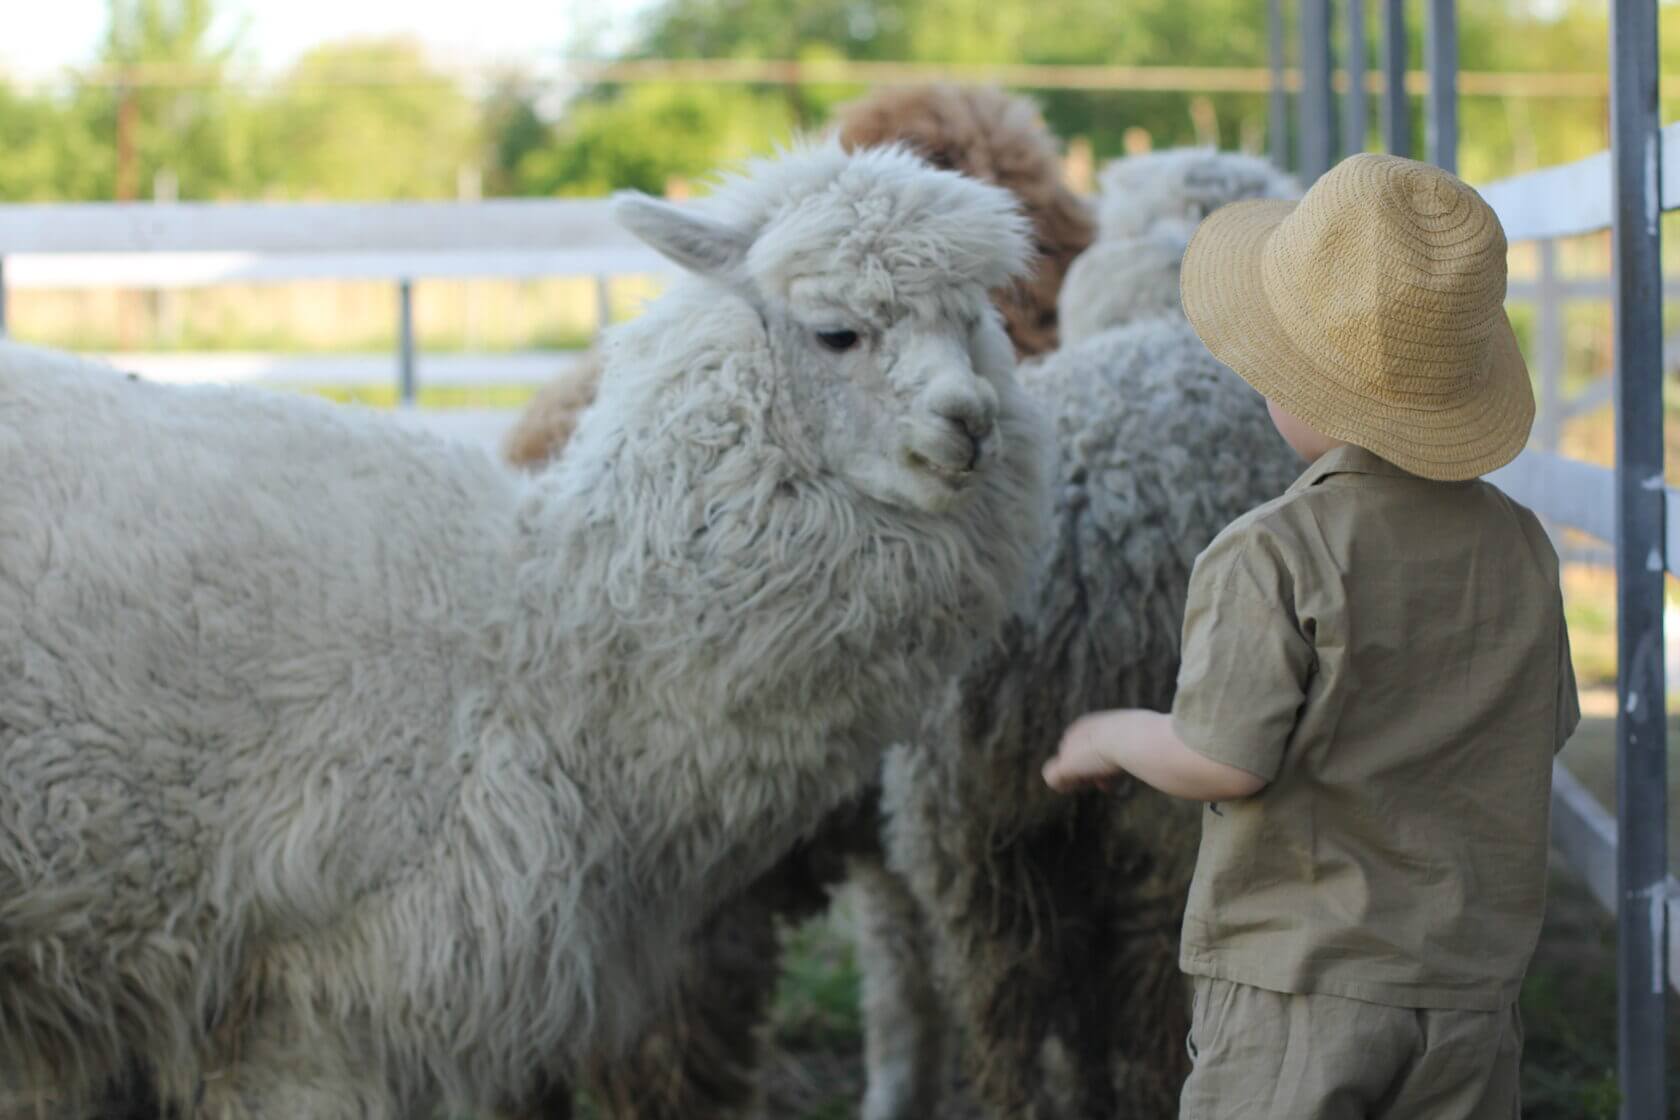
[1556,598,1581,754]
[1170,526,1313,782]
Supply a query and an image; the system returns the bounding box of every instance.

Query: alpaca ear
[612,193,753,278]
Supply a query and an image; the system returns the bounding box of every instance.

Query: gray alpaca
[855,149,1305,1120]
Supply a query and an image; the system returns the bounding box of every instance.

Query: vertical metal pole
[1535,240,1564,453]
[398,279,416,407]
[1268,0,1289,170]
[1381,0,1410,157]
[1343,0,1367,156]
[1425,0,1458,173]
[1298,0,1335,182]
[1610,0,1667,1114]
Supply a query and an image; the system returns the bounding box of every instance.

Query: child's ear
[611,193,752,278]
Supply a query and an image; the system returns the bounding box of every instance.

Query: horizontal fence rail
[2,249,675,288]
[0,198,652,254]
[0,199,675,397]
[95,350,587,389]
[1480,120,1680,242]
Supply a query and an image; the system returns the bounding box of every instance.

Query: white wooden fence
[0,199,679,414]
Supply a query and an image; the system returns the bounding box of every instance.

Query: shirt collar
[1286,444,1414,493]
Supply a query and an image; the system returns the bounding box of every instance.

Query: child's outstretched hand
[1044,709,1269,803]
[1043,711,1130,793]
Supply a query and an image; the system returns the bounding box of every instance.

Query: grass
[624,866,1649,1120]
[1518,866,1680,1119]
[768,916,865,1049]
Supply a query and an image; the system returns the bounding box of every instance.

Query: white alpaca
[0,143,1050,1119]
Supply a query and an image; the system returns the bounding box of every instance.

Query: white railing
[0,199,679,426]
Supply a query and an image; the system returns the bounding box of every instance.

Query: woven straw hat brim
[1181,197,1535,482]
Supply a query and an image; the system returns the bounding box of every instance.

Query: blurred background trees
[0,0,1675,202]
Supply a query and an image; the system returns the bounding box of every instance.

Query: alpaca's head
[1054,148,1301,342]
[833,84,1095,359]
[611,142,1035,515]
[1096,148,1299,240]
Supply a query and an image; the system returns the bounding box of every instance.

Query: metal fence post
[1268,0,1289,170]
[1609,0,1668,1114]
[398,278,416,407]
[1425,0,1458,173]
[1343,0,1368,156]
[1381,0,1410,158]
[1298,0,1335,182]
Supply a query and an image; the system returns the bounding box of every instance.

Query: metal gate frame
[1267,3,1668,1115]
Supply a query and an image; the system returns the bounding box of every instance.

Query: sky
[1,0,657,75]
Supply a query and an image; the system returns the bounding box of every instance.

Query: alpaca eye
[816,329,860,353]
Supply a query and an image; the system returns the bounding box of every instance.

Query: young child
[1044,152,1580,1119]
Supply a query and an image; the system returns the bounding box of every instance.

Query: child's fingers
[1044,716,1129,794]
[1042,741,1112,792]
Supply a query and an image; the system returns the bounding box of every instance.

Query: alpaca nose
[947,415,987,470]
[933,395,996,470]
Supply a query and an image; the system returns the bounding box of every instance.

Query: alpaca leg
[190,1018,401,1120]
[850,857,946,1120]
[560,794,878,1120]
[579,890,782,1120]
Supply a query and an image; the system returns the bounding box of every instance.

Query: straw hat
[1180,152,1534,481]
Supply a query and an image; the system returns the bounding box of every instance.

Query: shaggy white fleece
[0,141,1050,1118]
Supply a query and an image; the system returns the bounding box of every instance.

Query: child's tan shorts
[1178,976,1522,1120]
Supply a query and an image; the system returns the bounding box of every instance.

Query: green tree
[482,79,553,197]
[513,81,794,197]
[86,0,255,199]
[258,39,481,200]
[0,84,110,201]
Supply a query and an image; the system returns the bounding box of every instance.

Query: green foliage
[513,82,796,197]
[0,85,111,201]
[89,0,256,199]
[0,0,1669,203]
[258,39,481,199]
[769,915,863,1047]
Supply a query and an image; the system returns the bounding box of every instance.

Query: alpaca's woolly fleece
[1094,147,1298,242]
[1057,227,1191,347]
[858,149,1305,1120]
[875,314,1302,1120]
[0,142,1050,1119]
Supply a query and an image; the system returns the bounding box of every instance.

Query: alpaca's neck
[458,316,1043,1072]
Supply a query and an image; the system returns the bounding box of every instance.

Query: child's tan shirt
[1171,444,1580,1011]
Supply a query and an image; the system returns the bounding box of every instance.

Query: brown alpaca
[508,87,1091,1119]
